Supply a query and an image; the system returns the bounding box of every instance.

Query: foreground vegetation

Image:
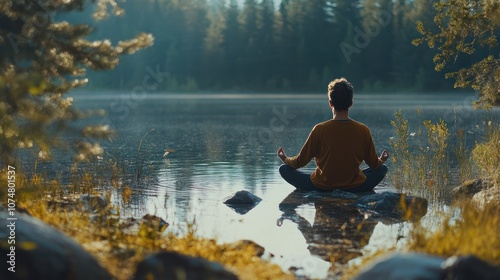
[342,113,500,278]
[2,171,293,280]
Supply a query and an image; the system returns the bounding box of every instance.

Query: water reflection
[277,190,377,273]
[28,92,494,279]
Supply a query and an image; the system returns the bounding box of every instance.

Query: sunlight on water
[62,92,492,278]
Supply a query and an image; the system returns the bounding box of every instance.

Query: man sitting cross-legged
[277,77,389,193]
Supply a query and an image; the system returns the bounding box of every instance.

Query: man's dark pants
[279,164,388,193]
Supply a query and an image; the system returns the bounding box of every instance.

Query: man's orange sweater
[284,119,382,190]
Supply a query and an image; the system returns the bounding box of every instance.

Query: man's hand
[379,150,390,163]
[277,147,287,162]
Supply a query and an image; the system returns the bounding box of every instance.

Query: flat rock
[223,190,262,214]
[354,253,500,280]
[133,251,238,280]
[279,190,427,223]
[349,192,428,222]
[0,211,111,280]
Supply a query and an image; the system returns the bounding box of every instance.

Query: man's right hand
[379,150,390,163]
[277,147,287,162]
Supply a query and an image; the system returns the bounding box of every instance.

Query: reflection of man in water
[277,78,389,193]
[277,190,377,267]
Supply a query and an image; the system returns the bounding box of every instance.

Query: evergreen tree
[255,0,276,87]
[221,0,242,87]
[239,0,259,87]
[204,0,227,89]
[0,0,152,165]
[414,0,500,107]
[359,0,393,87]
[333,0,363,83]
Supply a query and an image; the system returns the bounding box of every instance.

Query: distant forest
[67,0,489,93]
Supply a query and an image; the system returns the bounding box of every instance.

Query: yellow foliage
[408,202,500,265]
[472,125,500,185]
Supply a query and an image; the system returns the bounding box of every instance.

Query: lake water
[34,92,495,278]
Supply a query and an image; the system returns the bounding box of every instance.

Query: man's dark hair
[328,78,353,111]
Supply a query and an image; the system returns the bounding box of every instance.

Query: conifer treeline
[81,0,467,92]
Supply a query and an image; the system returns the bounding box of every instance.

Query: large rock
[471,185,500,208]
[355,253,443,280]
[279,190,427,223]
[354,253,500,280]
[453,179,494,198]
[223,190,262,214]
[442,255,500,280]
[0,211,111,280]
[453,178,499,208]
[349,192,428,222]
[133,251,239,280]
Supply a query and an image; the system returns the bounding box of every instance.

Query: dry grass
[344,116,500,278]
[472,124,500,185]
[407,201,500,265]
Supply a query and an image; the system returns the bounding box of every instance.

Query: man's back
[284,119,382,189]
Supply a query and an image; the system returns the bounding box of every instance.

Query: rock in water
[223,190,262,205]
[0,211,111,280]
[349,192,428,222]
[133,251,239,280]
[223,190,262,214]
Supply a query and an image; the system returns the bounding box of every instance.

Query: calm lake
[32,92,494,278]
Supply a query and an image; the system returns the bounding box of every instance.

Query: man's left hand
[379,150,390,163]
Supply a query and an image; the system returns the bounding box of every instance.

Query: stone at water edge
[121,214,169,233]
[223,190,262,214]
[78,194,108,212]
[452,178,494,198]
[133,251,239,280]
[0,211,111,280]
[471,185,500,209]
